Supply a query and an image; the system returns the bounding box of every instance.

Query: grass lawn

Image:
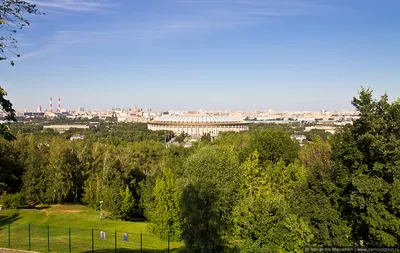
[0,205,185,253]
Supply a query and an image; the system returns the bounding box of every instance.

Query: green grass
[0,205,185,253]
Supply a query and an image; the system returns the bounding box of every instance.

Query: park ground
[0,205,185,253]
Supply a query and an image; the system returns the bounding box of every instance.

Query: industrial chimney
[49,97,53,113]
[58,98,61,113]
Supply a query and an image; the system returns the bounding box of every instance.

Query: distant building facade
[43,125,90,133]
[148,115,249,136]
[117,115,151,123]
[23,112,45,118]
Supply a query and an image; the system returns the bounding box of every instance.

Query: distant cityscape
[1,97,359,125]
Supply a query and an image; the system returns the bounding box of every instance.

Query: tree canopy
[1,88,400,252]
[1,0,41,141]
[0,0,40,64]
[332,88,400,246]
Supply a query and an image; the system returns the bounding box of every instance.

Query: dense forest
[1,88,400,252]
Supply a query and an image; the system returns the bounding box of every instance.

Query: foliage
[0,0,41,64]
[214,131,251,163]
[0,87,16,140]
[149,168,181,241]
[1,0,41,140]
[175,132,186,143]
[1,87,400,251]
[303,129,333,142]
[296,138,352,246]
[300,137,332,170]
[332,87,400,246]
[181,182,224,251]
[180,145,241,251]
[0,136,26,196]
[234,195,313,253]
[119,186,136,221]
[234,151,312,252]
[0,192,25,209]
[248,122,295,133]
[20,135,50,202]
[200,133,211,142]
[248,129,300,164]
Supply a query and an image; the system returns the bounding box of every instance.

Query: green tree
[234,152,312,253]
[83,144,124,214]
[1,0,41,140]
[234,195,313,253]
[0,137,24,194]
[0,192,25,209]
[180,145,241,251]
[332,88,400,246]
[248,129,300,164]
[20,135,50,202]
[214,131,250,163]
[149,168,181,241]
[45,138,79,203]
[299,137,332,170]
[181,182,224,251]
[295,138,351,247]
[175,132,185,143]
[200,133,211,142]
[119,186,136,221]
[0,87,16,140]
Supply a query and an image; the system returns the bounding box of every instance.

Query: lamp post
[99,201,104,220]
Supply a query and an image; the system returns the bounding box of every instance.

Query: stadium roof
[150,115,246,124]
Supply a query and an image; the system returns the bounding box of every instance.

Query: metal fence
[0,223,181,253]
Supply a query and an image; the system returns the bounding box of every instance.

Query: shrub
[1,192,26,209]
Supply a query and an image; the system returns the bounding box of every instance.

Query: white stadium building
[148,115,249,136]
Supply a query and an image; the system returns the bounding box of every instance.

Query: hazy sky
[1,0,400,111]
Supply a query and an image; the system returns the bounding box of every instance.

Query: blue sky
[1,0,400,111]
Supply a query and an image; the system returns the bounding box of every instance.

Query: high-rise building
[37,105,42,112]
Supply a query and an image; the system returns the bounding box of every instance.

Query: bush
[1,192,26,209]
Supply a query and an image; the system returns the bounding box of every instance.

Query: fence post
[47,225,50,252]
[168,233,170,253]
[140,233,142,253]
[8,223,10,248]
[69,228,71,253]
[28,224,31,251]
[114,230,117,253]
[92,229,94,253]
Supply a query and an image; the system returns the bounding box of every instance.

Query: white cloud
[18,0,337,60]
[32,0,109,12]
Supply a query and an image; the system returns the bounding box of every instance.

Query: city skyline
[1,0,400,110]
[13,96,358,112]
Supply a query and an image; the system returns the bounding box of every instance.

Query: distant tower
[49,98,53,113]
[37,105,42,112]
[57,98,61,113]
[133,104,138,112]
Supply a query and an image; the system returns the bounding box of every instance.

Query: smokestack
[50,97,53,113]
[58,98,61,113]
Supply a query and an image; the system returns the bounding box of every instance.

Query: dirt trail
[0,249,39,253]
[38,208,84,225]
[40,209,82,217]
